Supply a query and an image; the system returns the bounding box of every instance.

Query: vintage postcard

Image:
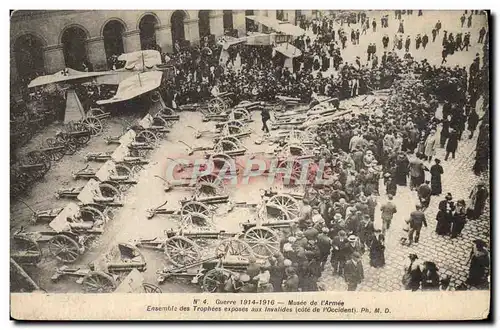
[10,9,490,320]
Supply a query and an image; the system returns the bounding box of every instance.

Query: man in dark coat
[467,109,480,138]
[432,28,437,42]
[418,180,432,209]
[407,204,427,246]
[422,33,429,48]
[330,230,348,275]
[344,252,364,291]
[405,36,411,52]
[445,128,459,160]
[478,26,486,43]
[261,108,270,133]
[430,158,444,195]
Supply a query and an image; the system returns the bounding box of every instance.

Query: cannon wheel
[267,194,300,220]
[11,235,43,265]
[150,91,161,103]
[277,159,304,184]
[80,206,107,224]
[23,151,51,179]
[196,174,224,196]
[70,122,91,145]
[99,183,120,198]
[82,271,116,293]
[181,212,213,228]
[152,116,172,129]
[283,142,306,157]
[143,283,162,293]
[243,227,280,259]
[48,234,81,263]
[55,135,78,155]
[136,130,158,145]
[230,108,250,121]
[45,138,65,161]
[202,268,231,293]
[114,164,132,177]
[222,120,245,135]
[215,238,255,259]
[214,139,239,153]
[82,116,103,136]
[207,98,226,115]
[164,236,201,267]
[181,201,211,217]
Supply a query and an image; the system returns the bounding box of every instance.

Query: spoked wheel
[82,116,103,136]
[210,153,233,170]
[230,108,250,121]
[282,142,306,157]
[80,206,106,224]
[181,201,211,217]
[56,135,78,155]
[266,194,300,220]
[11,235,43,265]
[45,138,65,161]
[22,151,51,179]
[99,183,121,198]
[202,268,232,293]
[136,130,158,145]
[114,164,132,177]
[143,283,162,293]
[152,116,169,128]
[276,159,303,184]
[181,212,213,228]
[196,174,225,197]
[48,234,81,263]
[243,227,280,259]
[207,98,226,115]
[71,122,91,145]
[82,271,116,293]
[215,238,255,259]
[163,236,201,267]
[214,139,239,153]
[222,120,245,135]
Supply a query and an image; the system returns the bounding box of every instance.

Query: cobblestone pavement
[318,120,490,292]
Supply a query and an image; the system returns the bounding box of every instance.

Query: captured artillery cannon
[241,193,301,232]
[11,202,110,265]
[179,136,247,157]
[55,121,92,148]
[50,243,160,293]
[38,138,67,161]
[204,91,236,117]
[15,151,52,182]
[202,107,253,123]
[137,225,280,274]
[86,139,150,166]
[56,178,124,207]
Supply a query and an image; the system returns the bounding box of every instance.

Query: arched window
[61,26,88,70]
[103,20,125,60]
[171,10,187,47]
[223,10,233,34]
[14,34,45,83]
[198,10,211,39]
[139,14,158,50]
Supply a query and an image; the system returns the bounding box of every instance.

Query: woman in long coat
[424,130,437,162]
[394,153,410,186]
[466,240,490,289]
[450,200,467,238]
[435,208,451,236]
[468,182,489,219]
[369,231,385,268]
[430,158,443,195]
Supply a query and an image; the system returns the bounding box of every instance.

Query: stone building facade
[10,10,314,87]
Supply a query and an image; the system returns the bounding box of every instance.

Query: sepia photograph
[9,8,491,320]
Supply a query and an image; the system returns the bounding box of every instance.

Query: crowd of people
[14,10,490,293]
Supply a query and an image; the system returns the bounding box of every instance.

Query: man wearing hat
[282,267,300,292]
[407,204,427,246]
[418,180,432,210]
[380,195,397,234]
[468,181,489,219]
[331,230,348,276]
[344,252,364,291]
[317,227,332,270]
